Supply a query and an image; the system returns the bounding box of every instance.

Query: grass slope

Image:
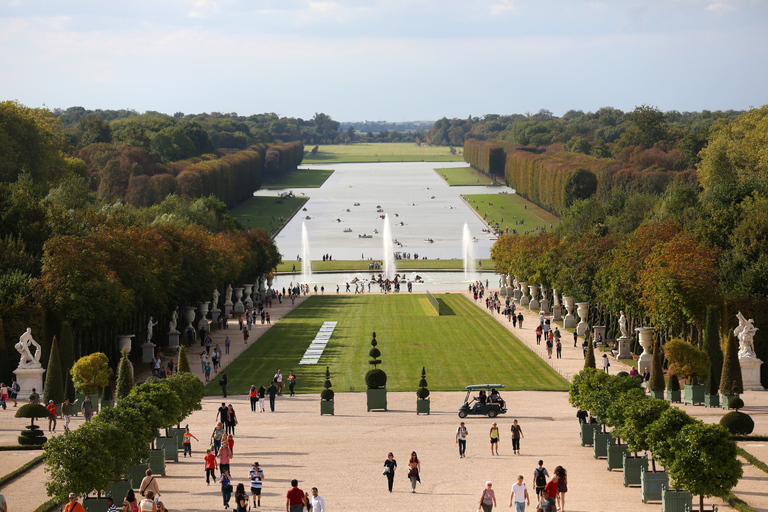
[207,294,568,395]
[303,143,463,163]
[262,168,334,189]
[435,167,495,186]
[464,193,560,234]
[229,196,308,234]
[275,259,495,272]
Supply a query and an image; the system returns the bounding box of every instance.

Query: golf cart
[458,384,507,418]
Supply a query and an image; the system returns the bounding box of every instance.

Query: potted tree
[365,332,387,411]
[416,367,430,415]
[568,369,601,446]
[618,398,670,487]
[649,338,665,399]
[664,338,708,406]
[703,307,722,407]
[321,366,334,416]
[603,387,644,471]
[719,331,743,409]
[665,374,681,403]
[15,404,50,446]
[719,397,754,435]
[644,408,694,504]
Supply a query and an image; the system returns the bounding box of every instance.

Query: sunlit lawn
[229,196,308,233]
[464,193,560,234]
[262,168,334,189]
[303,143,463,163]
[275,259,495,272]
[435,166,495,185]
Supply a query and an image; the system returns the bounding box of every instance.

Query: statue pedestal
[210,309,221,328]
[513,290,521,303]
[142,343,156,363]
[529,298,539,311]
[616,336,633,359]
[552,305,562,322]
[539,299,550,315]
[234,301,245,314]
[14,367,45,398]
[593,326,606,345]
[224,301,234,318]
[168,331,179,349]
[740,357,764,391]
[564,313,576,329]
[197,318,210,333]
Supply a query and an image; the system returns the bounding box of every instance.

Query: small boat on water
[472,237,479,242]
[346,209,351,212]
[359,234,373,239]
[334,218,341,222]
[344,228,352,233]
[424,238,434,243]
[302,207,308,211]
[376,209,384,213]
[376,205,382,208]
[354,202,361,206]
[430,196,435,199]
[399,222,404,226]
[373,229,379,234]
[394,213,399,217]
[304,216,311,220]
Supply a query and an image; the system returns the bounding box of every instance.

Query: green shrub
[320,388,334,401]
[667,374,681,391]
[649,338,665,392]
[728,397,744,410]
[720,411,754,435]
[366,369,387,389]
[417,367,430,399]
[617,371,629,377]
[322,366,334,401]
[664,338,709,384]
[720,331,743,395]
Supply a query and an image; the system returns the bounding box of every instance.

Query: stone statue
[15,328,42,369]
[147,317,158,344]
[735,312,758,359]
[169,308,178,332]
[212,288,220,309]
[540,286,547,302]
[618,311,628,338]
[225,284,233,304]
[513,276,519,290]
[553,289,560,306]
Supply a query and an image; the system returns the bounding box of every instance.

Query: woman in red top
[204,449,218,485]
[122,489,138,512]
[544,474,559,506]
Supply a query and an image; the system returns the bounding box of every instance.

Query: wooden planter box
[641,468,668,503]
[416,398,430,415]
[606,442,628,471]
[366,388,387,411]
[665,389,681,403]
[125,462,149,489]
[168,428,186,449]
[106,478,132,501]
[650,390,665,400]
[593,431,613,459]
[155,437,178,462]
[721,393,736,410]
[683,384,705,405]
[704,393,720,408]
[623,454,648,487]
[661,487,692,512]
[147,448,166,476]
[82,497,109,512]
[580,423,601,446]
[320,400,334,416]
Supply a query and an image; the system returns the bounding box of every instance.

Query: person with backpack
[533,460,549,497]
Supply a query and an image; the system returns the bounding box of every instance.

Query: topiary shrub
[667,374,681,392]
[720,411,754,435]
[617,371,629,378]
[728,397,744,411]
[649,338,665,392]
[15,404,50,446]
[321,366,334,401]
[365,332,387,389]
[416,367,430,399]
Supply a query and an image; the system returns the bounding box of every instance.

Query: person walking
[643,367,650,391]
[217,402,229,423]
[287,371,296,396]
[517,313,523,328]
[258,385,266,412]
[535,325,542,345]
[200,352,208,373]
[140,491,157,512]
[47,400,57,432]
[267,381,278,412]
[211,422,225,455]
[479,481,496,512]
[555,336,562,359]
[489,422,500,455]
[407,452,421,493]
[204,362,211,382]
[218,433,232,476]
[309,488,325,512]
[545,336,553,358]
[219,373,228,398]
[204,449,218,486]
[274,370,283,396]
[511,419,524,455]
[537,490,557,512]
[219,470,233,509]
[139,469,161,500]
[509,475,530,512]
[285,479,306,512]
[602,354,610,374]
[249,462,265,508]
[456,422,468,458]
[234,483,248,512]
[545,474,559,508]
[65,493,86,512]
[383,452,397,493]
[249,385,258,412]
[183,427,198,458]
[533,460,549,497]
[82,396,94,422]
[227,404,237,436]
[555,466,568,511]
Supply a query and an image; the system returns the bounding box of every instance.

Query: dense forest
[469,105,768,387]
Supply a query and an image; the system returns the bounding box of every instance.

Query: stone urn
[243,284,253,308]
[512,277,522,301]
[499,275,507,295]
[198,301,211,331]
[184,306,197,331]
[519,281,529,306]
[528,285,539,310]
[234,287,245,314]
[563,296,576,328]
[117,334,134,354]
[636,327,654,375]
[576,302,589,336]
[267,275,274,298]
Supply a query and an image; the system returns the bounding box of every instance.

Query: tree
[618,397,670,470]
[583,344,596,369]
[703,307,722,395]
[564,169,598,207]
[604,387,646,440]
[165,372,204,425]
[649,338,665,392]
[43,336,64,405]
[365,331,386,389]
[720,331,743,395]
[668,422,742,512]
[115,348,133,401]
[646,408,696,469]
[177,344,191,373]
[71,352,112,394]
[127,379,182,429]
[663,338,710,384]
[616,105,668,149]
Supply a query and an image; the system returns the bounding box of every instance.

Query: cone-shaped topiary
[650,338,665,392]
[43,336,64,406]
[720,331,743,396]
[321,366,334,401]
[667,374,680,391]
[417,367,430,399]
[365,332,387,389]
[720,411,754,435]
[177,344,191,374]
[583,343,596,369]
[704,306,723,395]
[116,348,134,401]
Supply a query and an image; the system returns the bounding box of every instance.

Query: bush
[728,397,745,410]
[720,411,754,435]
[617,371,629,377]
[667,374,681,391]
[321,389,334,401]
[664,338,709,384]
[417,366,430,399]
[366,369,387,389]
[322,366,333,401]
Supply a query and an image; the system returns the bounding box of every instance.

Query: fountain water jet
[383,215,395,279]
[463,223,476,282]
[301,222,313,283]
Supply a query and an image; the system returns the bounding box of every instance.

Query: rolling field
[303,143,463,163]
[435,166,495,185]
[262,168,334,189]
[464,193,560,234]
[205,294,568,395]
[229,196,308,233]
[275,259,495,272]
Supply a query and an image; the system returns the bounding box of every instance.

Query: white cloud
[705,2,736,11]
[488,0,516,16]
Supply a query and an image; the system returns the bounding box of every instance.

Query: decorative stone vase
[243,284,254,308]
[641,467,668,503]
[519,282,529,306]
[580,423,601,446]
[576,302,589,336]
[636,327,654,375]
[623,454,648,487]
[499,275,507,296]
[606,442,628,471]
[416,398,430,415]
[563,296,576,328]
[117,334,134,353]
[528,285,539,310]
[233,287,245,314]
[661,487,692,512]
[366,387,387,412]
[704,393,720,408]
[593,430,613,459]
[683,384,705,405]
[184,306,197,331]
[197,301,211,331]
[147,447,166,476]
[513,277,522,302]
[155,437,178,462]
[665,389,681,403]
[320,400,334,416]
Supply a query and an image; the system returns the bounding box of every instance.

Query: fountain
[301,222,313,283]
[383,215,395,280]
[463,223,476,282]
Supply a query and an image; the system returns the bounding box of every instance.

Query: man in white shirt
[310,487,325,512]
[274,370,283,395]
[510,475,530,512]
[456,422,468,458]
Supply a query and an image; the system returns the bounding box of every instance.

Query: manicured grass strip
[262,168,334,189]
[464,193,560,234]
[205,294,569,395]
[275,259,495,273]
[721,492,758,512]
[737,446,768,475]
[229,196,308,235]
[303,143,463,163]
[0,445,44,451]
[0,453,45,487]
[435,167,495,186]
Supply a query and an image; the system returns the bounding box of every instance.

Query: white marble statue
[735,312,758,359]
[169,308,178,332]
[147,317,158,343]
[225,284,233,304]
[212,288,220,309]
[553,289,560,306]
[540,286,547,302]
[618,311,628,339]
[15,328,42,369]
[513,276,519,290]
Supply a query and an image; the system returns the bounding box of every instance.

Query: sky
[1,0,767,121]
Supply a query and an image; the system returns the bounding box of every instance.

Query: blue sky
[1,0,767,121]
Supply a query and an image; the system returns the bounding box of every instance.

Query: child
[227,434,234,456]
[183,427,198,458]
[204,449,218,485]
[204,363,211,382]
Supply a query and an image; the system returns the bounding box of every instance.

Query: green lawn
[275,259,495,273]
[262,168,334,189]
[303,143,463,163]
[229,196,308,234]
[206,294,568,395]
[435,167,495,186]
[463,193,560,234]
